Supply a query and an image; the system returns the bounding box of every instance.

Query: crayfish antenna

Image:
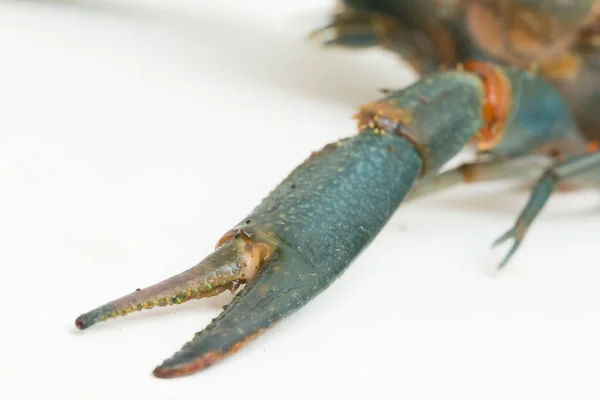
[75,228,275,330]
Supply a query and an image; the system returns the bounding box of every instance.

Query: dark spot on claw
[136,288,141,292]
[291,184,296,189]
[245,219,251,224]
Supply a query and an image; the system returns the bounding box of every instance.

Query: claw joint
[216,227,276,281]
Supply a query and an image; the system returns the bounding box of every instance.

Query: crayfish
[74,0,600,378]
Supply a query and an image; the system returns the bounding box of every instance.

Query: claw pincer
[76,62,569,377]
[77,130,427,377]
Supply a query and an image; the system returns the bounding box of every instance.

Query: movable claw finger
[75,228,275,330]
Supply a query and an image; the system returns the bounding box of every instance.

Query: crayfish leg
[308,9,387,48]
[493,151,600,268]
[309,3,443,74]
[406,154,554,202]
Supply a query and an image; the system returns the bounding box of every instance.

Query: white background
[1,0,600,398]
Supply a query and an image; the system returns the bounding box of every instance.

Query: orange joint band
[463,61,512,152]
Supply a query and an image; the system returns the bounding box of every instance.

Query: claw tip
[152,352,222,379]
[75,316,87,330]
